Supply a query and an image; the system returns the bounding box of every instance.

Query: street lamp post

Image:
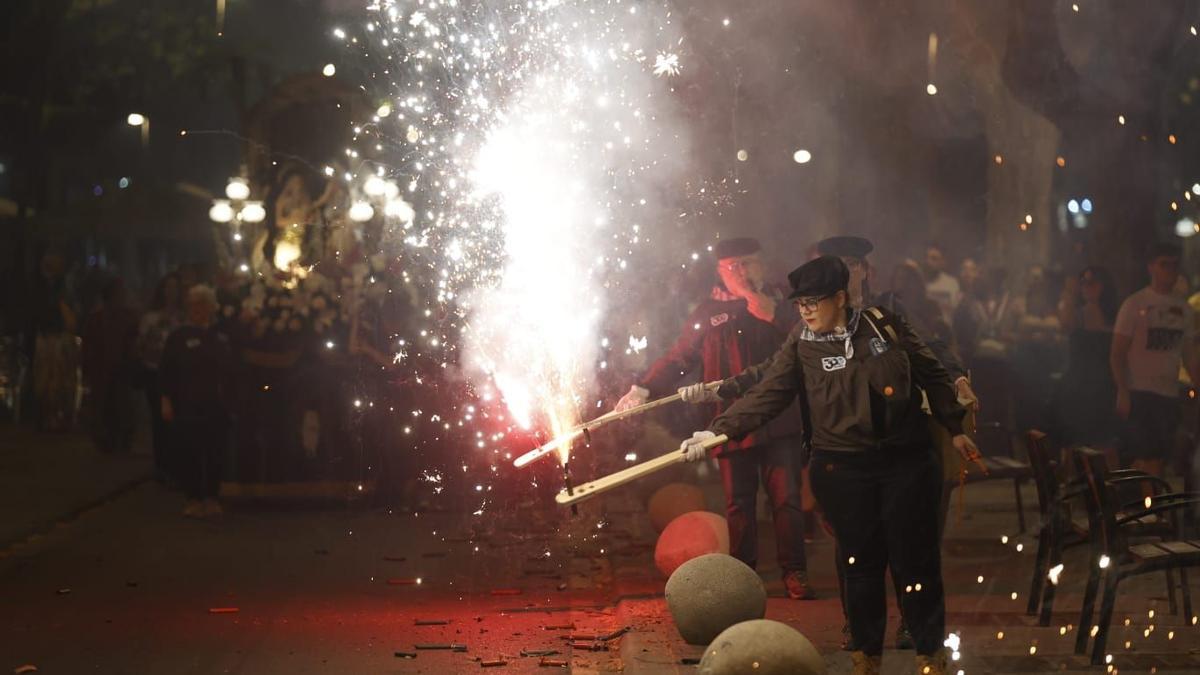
[126,113,149,147]
[210,173,265,273]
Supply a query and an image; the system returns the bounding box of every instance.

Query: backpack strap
[863,306,900,345]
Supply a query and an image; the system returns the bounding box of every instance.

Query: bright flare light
[342,0,688,468]
[352,0,690,464]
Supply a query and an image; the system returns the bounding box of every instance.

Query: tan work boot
[850,651,882,675]
[915,649,948,675]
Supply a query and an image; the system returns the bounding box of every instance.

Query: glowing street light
[225,178,251,201]
[239,201,266,223]
[126,113,149,146]
[349,201,376,222]
[363,175,388,197]
[209,200,235,223]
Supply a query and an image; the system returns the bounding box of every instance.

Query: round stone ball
[664,553,766,645]
[698,619,825,675]
[647,482,707,532]
[654,511,730,578]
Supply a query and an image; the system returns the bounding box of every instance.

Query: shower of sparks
[1048,562,1064,585]
[653,52,681,77]
[628,335,648,353]
[337,0,691,479]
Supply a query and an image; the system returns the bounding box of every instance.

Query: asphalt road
[3,457,1200,674]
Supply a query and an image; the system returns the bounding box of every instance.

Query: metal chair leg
[1013,477,1027,533]
[1038,554,1060,627]
[1091,573,1121,666]
[1038,522,1064,627]
[1027,526,1050,616]
[1166,568,1179,615]
[1181,568,1193,619]
[1075,560,1102,655]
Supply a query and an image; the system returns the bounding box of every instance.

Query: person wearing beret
[681,235,978,649]
[612,237,817,600]
[679,256,984,675]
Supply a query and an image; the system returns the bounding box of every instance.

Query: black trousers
[718,438,808,574]
[1121,390,1181,462]
[172,416,227,501]
[810,446,945,656]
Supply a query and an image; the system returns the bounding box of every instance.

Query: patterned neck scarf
[799,307,861,359]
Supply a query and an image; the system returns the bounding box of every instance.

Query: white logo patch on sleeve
[710,313,729,327]
[821,356,847,371]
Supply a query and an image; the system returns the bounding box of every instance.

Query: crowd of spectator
[18,254,232,517]
[915,241,1197,487]
[9,235,1200,518]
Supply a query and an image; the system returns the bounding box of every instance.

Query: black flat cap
[713,237,762,260]
[787,255,850,299]
[816,235,874,259]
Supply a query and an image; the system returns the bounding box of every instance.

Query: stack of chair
[1023,431,1200,665]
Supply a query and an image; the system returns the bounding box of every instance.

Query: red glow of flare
[547,405,580,465]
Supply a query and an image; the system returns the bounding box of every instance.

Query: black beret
[713,237,762,260]
[816,235,873,259]
[787,255,850,300]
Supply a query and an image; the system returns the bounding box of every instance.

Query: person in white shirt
[1110,241,1200,480]
[922,243,961,325]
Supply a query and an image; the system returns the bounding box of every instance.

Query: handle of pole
[512,381,722,469]
[554,433,728,506]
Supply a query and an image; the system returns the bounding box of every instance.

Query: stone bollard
[664,553,765,645]
[654,511,729,577]
[698,619,825,675]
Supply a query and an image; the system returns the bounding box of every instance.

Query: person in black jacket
[685,235,977,649]
[679,256,983,675]
[160,285,233,518]
[612,237,816,599]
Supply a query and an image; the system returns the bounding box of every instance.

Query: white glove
[614,385,650,412]
[680,430,717,462]
[678,381,721,404]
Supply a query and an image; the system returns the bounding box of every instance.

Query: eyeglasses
[793,294,831,312]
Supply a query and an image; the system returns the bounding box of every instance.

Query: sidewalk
[597,463,1200,674]
[0,423,151,548]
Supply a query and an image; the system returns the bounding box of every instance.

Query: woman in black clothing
[1054,266,1120,454]
[680,256,983,675]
